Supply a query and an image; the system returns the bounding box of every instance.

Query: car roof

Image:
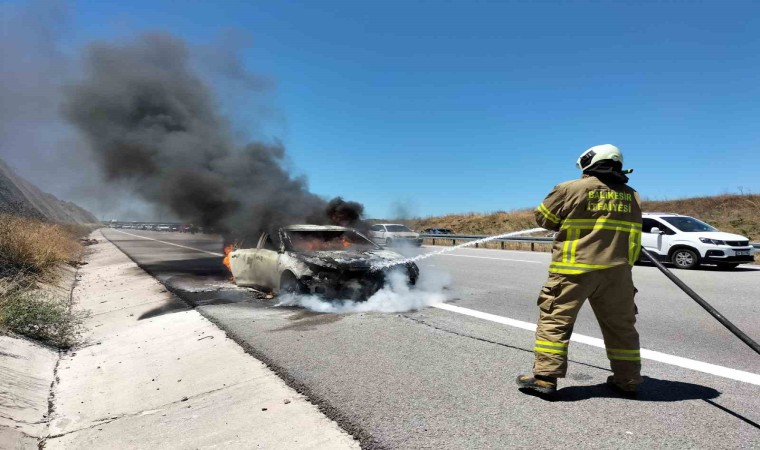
[282,224,351,232]
[376,223,405,226]
[643,212,683,217]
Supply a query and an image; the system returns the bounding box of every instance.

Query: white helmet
[576,144,623,171]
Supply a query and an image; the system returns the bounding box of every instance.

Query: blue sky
[10,1,760,218]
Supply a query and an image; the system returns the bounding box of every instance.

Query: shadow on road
[137,298,190,320]
[138,256,229,277]
[554,376,719,402]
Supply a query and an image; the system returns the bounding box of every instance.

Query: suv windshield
[286,230,377,251]
[386,225,412,232]
[660,216,717,233]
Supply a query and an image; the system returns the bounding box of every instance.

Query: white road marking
[433,303,760,386]
[110,230,224,257]
[440,254,543,264]
[108,229,760,386]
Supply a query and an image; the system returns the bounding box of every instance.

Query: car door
[641,218,662,254]
[641,218,675,255]
[253,233,281,288]
[369,225,385,245]
[231,234,280,289]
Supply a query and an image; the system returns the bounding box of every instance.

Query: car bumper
[389,238,423,246]
[703,248,754,264]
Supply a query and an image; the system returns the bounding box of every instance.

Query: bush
[0,282,85,349]
[0,214,82,276]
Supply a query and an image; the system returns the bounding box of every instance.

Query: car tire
[279,272,306,295]
[671,248,699,270]
[385,238,393,248]
[718,263,740,270]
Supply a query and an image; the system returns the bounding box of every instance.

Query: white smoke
[276,269,450,313]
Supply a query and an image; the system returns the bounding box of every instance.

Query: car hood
[696,232,750,242]
[294,248,409,270]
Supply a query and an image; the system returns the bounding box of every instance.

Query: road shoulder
[44,230,358,449]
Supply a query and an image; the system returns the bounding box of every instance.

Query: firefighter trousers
[533,264,642,384]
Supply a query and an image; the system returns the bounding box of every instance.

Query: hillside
[0,158,97,224]
[394,194,760,241]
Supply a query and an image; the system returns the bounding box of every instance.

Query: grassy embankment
[397,194,760,264]
[0,214,98,348]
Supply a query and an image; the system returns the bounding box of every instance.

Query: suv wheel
[671,248,699,269]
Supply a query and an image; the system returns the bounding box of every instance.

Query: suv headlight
[699,237,726,245]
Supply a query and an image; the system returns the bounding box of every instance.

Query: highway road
[101,229,760,449]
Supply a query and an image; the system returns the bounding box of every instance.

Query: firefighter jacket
[535,174,642,275]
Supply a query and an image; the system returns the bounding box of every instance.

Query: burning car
[226,225,419,299]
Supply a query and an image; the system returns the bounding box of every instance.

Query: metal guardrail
[419,233,553,251]
[421,233,760,253]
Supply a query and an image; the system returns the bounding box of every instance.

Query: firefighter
[516,144,643,397]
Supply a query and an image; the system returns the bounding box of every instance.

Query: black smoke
[63,33,364,239]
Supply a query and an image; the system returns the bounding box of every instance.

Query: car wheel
[279,272,306,295]
[671,248,699,269]
[385,238,393,248]
[718,263,740,270]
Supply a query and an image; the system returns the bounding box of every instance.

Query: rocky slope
[0,157,96,224]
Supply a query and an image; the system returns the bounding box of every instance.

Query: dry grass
[0,214,83,276]
[0,214,91,348]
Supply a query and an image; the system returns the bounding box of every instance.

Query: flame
[298,237,354,251]
[223,244,234,275]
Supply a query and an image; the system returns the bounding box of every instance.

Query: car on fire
[228,225,419,299]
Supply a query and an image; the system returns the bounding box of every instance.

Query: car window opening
[661,216,717,233]
[286,230,377,252]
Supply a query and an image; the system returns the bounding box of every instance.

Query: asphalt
[101,229,760,449]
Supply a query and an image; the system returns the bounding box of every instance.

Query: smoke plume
[64,33,364,238]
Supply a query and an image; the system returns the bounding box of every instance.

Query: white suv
[641,213,754,270]
[368,224,423,247]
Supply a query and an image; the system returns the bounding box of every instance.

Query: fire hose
[639,247,760,356]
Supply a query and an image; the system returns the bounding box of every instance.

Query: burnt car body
[229,225,419,299]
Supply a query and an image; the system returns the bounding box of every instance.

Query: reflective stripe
[564,218,642,229]
[547,268,587,275]
[607,348,641,361]
[535,340,569,356]
[608,355,642,361]
[569,228,580,263]
[536,203,560,224]
[548,261,612,275]
[536,340,568,349]
[562,231,573,263]
[628,230,641,266]
[535,347,568,356]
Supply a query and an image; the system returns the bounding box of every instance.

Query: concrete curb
[43,230,359,449]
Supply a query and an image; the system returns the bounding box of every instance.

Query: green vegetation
[0,214,94,348]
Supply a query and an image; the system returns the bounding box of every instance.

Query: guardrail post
[475,242,479,248]
[531,242,535,252]
[501,241,505,250]
[432,238,436,245]
[453,239,457,246]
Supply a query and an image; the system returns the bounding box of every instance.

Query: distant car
[641,213,755,270]
[422,228,454,235]
[170,225,179,232]
[368,224,423,247]
[157,224,171,231]
[229,225,419,299]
